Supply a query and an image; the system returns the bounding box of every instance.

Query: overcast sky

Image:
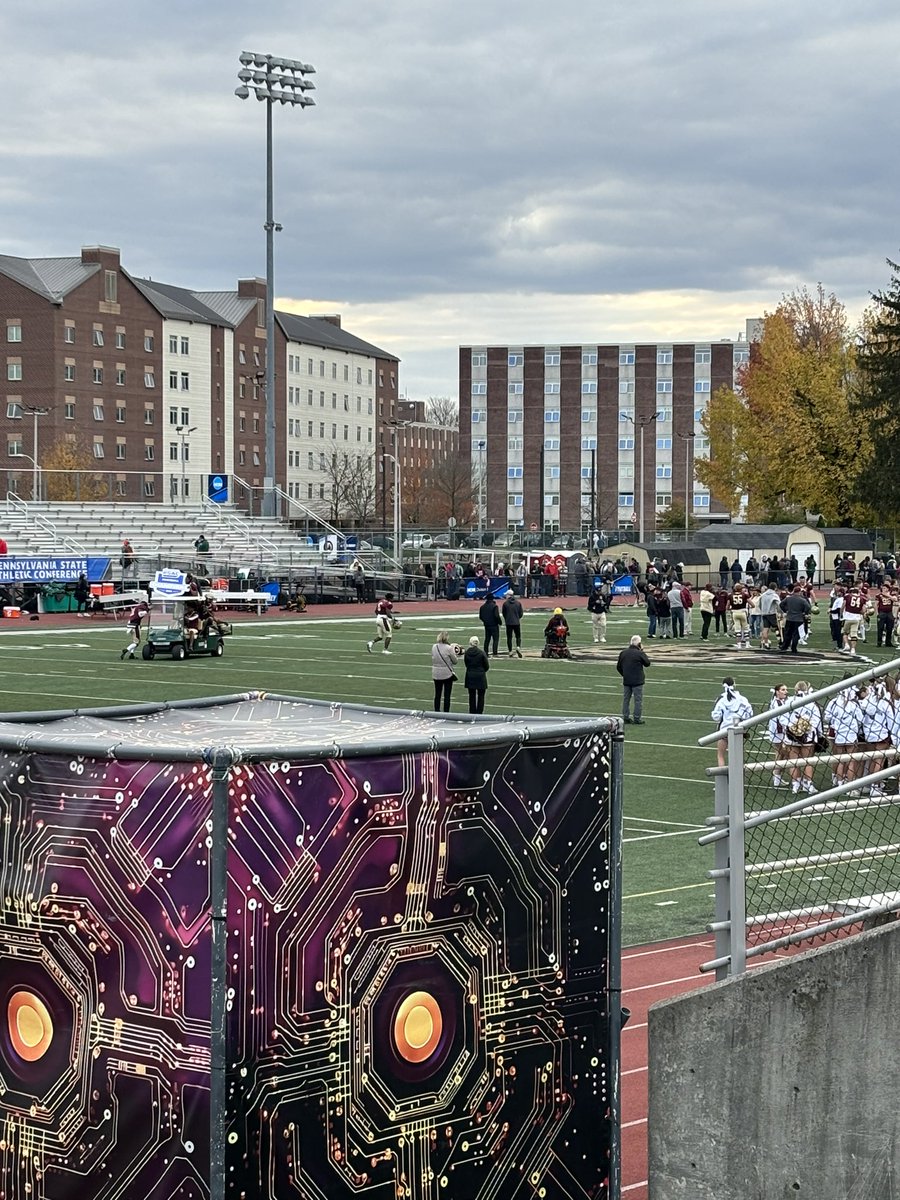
[2,0,898,399]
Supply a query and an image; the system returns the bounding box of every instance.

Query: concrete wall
[648,922,900,1200]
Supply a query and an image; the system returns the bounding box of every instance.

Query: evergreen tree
[852,257,900,522]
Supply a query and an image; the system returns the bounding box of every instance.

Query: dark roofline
[276,311,399,362]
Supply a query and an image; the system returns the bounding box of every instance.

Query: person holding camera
[431,630,461,712]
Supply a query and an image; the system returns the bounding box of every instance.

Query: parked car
[432,533,452,547]
[402,534,433,549]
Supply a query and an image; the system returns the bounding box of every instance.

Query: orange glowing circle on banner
[393,991,443,1063]
[8,991,54,1062]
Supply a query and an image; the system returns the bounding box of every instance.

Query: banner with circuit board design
[0,698,617,1200]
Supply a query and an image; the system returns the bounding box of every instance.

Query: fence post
[711,770,732,982]
[726,723,747,976]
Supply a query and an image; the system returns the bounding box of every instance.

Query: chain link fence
[699,656,900,976]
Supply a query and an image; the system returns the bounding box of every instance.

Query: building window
[544,494,559,507]
[656,493,672,506]
[734,347,750,363]
[142,478,154,497]
[619,408,634,422]
[581,437,597,450]
[695,380,711,392]
[181,372,190,391]
[544,437,560,450]
[581,381,597,393]
[656,437,672,450]
[144,407,154,424]
[656,465,672,478]
[695,350,711,364]
[6,402,21,418]
[92,403,104,421]
[546,466,561,479]
[104,270,117,302]
[65,401,75,420]
[656,407,673,422]
[115,330,126,349]
[144,371,155,387]
[472,352,487,366]
[581,467,593,478]
[618,437,635,450]
[181,407,189,425]
[7,362,22,381]
[115,478,126,496]
[656,380,673,393]
[169,371,179,390]
[181,336,189,354]
[544,410,560,423]
[545,382,560,394]
[91,366,103,385]
[508,382,524,395]
[93,440,104,459]
[657,350,673,364]
[619,351,635,365]
[508,353,524,367]
[508,410,524,423]
[582,351,597,365]
[693,493,710,508]
[618,493,634,507]
[116,405,126,423]
[144,334,154,352]
[509,494,524,507]
[64,325,75,344]
[545,352,560,366]
[471,410,486,423]
[508,436,523,450]
[507,466,524,478]
[581,409,596,422]
[7,436,23,456]
[144,444,155,461]
[169,335,178,354]
[7,324,22,342]
[115,443,126,460]
[619,381,634,393]
[116,368,126,386]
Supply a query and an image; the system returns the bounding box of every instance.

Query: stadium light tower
[235,50,316,517]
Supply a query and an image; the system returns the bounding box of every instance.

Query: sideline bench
[203,589,272,615]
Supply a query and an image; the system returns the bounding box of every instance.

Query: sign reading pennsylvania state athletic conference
[0,556,112,583]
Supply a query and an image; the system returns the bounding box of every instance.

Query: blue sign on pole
[208,474,229,504]
[611,574,634,595]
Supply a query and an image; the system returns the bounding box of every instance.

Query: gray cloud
[1,0,898,397]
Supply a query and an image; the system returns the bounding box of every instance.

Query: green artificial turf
[0,603,887,947]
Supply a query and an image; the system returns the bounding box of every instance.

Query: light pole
[12,404,51,501]
[11,451,42,500]
[236,50,316,518]
[473,438,486,541]
[383,451,401,562]
[176,425,197,503]
[677,432,696,536]
[625,413,658,543]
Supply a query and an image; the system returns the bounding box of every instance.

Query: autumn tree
[694,285,864,524]
[850,257,900,522]
[40,438,111,501]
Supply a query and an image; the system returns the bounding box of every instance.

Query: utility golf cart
[141,597,232,661]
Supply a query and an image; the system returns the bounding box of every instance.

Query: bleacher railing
[698,657,900,979]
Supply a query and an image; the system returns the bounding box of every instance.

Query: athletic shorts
[842,617,861,638]
[763,613,779,629]
[731,611,749,632]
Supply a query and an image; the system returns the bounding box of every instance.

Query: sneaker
[593,638,599,644]
[128,652,135,659]
[600,638,606,643]
[633,718,646,724]
[623,717,633,724]
[516,649,522,658]
[803,781,817,794]
[120,648,127,660]
[791,782,801,794]
[366,641,373,654]
[382,649,392,655]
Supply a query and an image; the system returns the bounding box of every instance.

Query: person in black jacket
[501,590,524,657]
[780,585,811,654]
[463,635,490,713]
[587,582,611,643]
[479,593,503,657]
[616,634,651,724]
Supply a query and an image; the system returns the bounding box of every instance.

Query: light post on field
[473,438,486,542]
[176,425,197,503]
[11,450,42,500]
[10,403,51,501]
[625,412,658,543]
[235,50,316,518]
[382,451,401,563]
[677,431,696,536]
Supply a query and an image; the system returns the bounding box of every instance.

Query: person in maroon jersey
[841,584,865,655]
[120,599,151,660]
[367,592,399,655]
[875,587,896,649]
[729,584,751,649]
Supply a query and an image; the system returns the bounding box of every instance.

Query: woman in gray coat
[463,635,490,714]
[431,630,460,712]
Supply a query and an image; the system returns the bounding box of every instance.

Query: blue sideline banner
[611,574,635,595]
[0,556,111,583]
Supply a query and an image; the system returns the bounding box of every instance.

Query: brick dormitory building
[0,245,402,520]
[458,329,759,536]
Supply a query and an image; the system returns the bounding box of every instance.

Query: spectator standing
[121,538,136,575]
[779,585,811,654]
[646,587,660,638]
[758,584,781,651]
[656,588,672,639]
[668,580,685,638]
[73,572,91,616]
[804,554,817,584]
[713,587,730,635]
[876,587,896,649]
[463,636,490,713]
[616,634,651,725]
[479,592,503,658]
[431,631,459,713]
[0,536,7,555]
[718,556,730,587]
[587,581,610,643]
[194,533,210,557]
[699,583,715,640]
[501,589,524,657]
[681,582,694,634]
[730,558,743,586]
